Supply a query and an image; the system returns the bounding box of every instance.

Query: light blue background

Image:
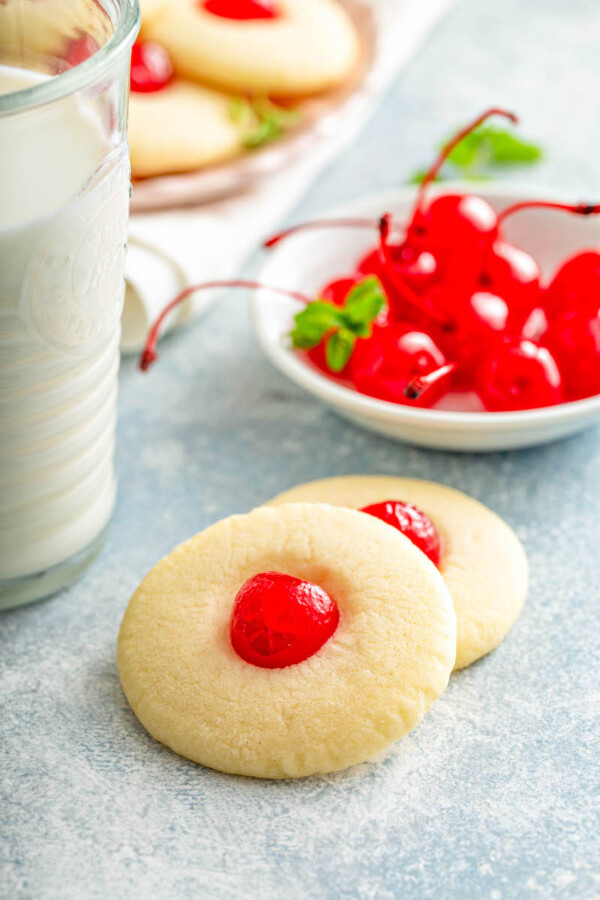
[3,0,600,897]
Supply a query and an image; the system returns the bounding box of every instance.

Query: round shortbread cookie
[128,80,244,177]
[117,503,456,778]
[268,478,528,671]
[143,0,361,97]
[139,0,169,31]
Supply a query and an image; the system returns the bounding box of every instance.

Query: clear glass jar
[0,0,139,609]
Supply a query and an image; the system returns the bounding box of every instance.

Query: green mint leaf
[345,318,375,338]
[408,169,447,185]
[241,96,302,150]
[290,301,340,349]
[343,276,380,308]
[229,96,253,125]
[445,126,543,169]
[253,97,301,128]
[343,277,386,327]
[410,125,543,184]
[295,300,341,327]
[244,117,283,149]
[290,277,386,371]
[326,329,355,372]
[445,130,483,168]
[291,324,331,349]
[479,128,543,165]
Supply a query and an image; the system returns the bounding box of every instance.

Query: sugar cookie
[128,80,244,177]
[268,478,528,670]
[143,0,361,97]
[139,0,169,31]
[117,503,456,778]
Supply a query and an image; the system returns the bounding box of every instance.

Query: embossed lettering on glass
[0,0,139,608]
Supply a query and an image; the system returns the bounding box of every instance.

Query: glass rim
[0,0,140,116]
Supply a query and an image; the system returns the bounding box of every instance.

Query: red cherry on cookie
[360,501,441,566]
[203,0,277,19]
[351,322,447,404]
[478,337,563,411]
[230,571,339,668]
[130,41,174,93]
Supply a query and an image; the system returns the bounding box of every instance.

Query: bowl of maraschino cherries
[141,108,600,451]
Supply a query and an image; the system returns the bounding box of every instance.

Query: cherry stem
[413,107,519,219]
[378,215,452,328]
[497,200,600,227]
[404,362,458,405]
[263,218,380,249]
[139,279,313,372]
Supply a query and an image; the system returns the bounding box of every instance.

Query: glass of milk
[0,0,139,608]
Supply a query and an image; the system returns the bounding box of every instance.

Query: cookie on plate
[139,0,169,31]
[118,503,456,778]
[128,80,245,177]
[268,477,529,671]
[143,0,361,97]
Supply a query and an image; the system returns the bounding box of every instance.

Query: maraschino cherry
[402,131,596,328]
[545,307,600,400]
[477,337,563,411]
[357,245,437,303]
[360,501,441,566]
[271,190,600,411]
[402,108,518,287]
[404,329,566,412]
[130,40,174,93]
[374,216,449,328]
[488,200,600,323]
[520,305,549,343]
[350,321,447,404]
[139,108,600,415]
[203,0,277,20]
[412,193,500,289]
[545,250,600,318]
[356,218,438,317]
[264,108,520,306]
[458,200,599,335]
[230,571,339,668]
[477,241,541,322]
[432,287,509,385]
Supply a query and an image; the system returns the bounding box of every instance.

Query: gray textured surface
[2,0,600,897]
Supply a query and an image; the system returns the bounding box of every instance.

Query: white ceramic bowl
[250,184,600,451]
